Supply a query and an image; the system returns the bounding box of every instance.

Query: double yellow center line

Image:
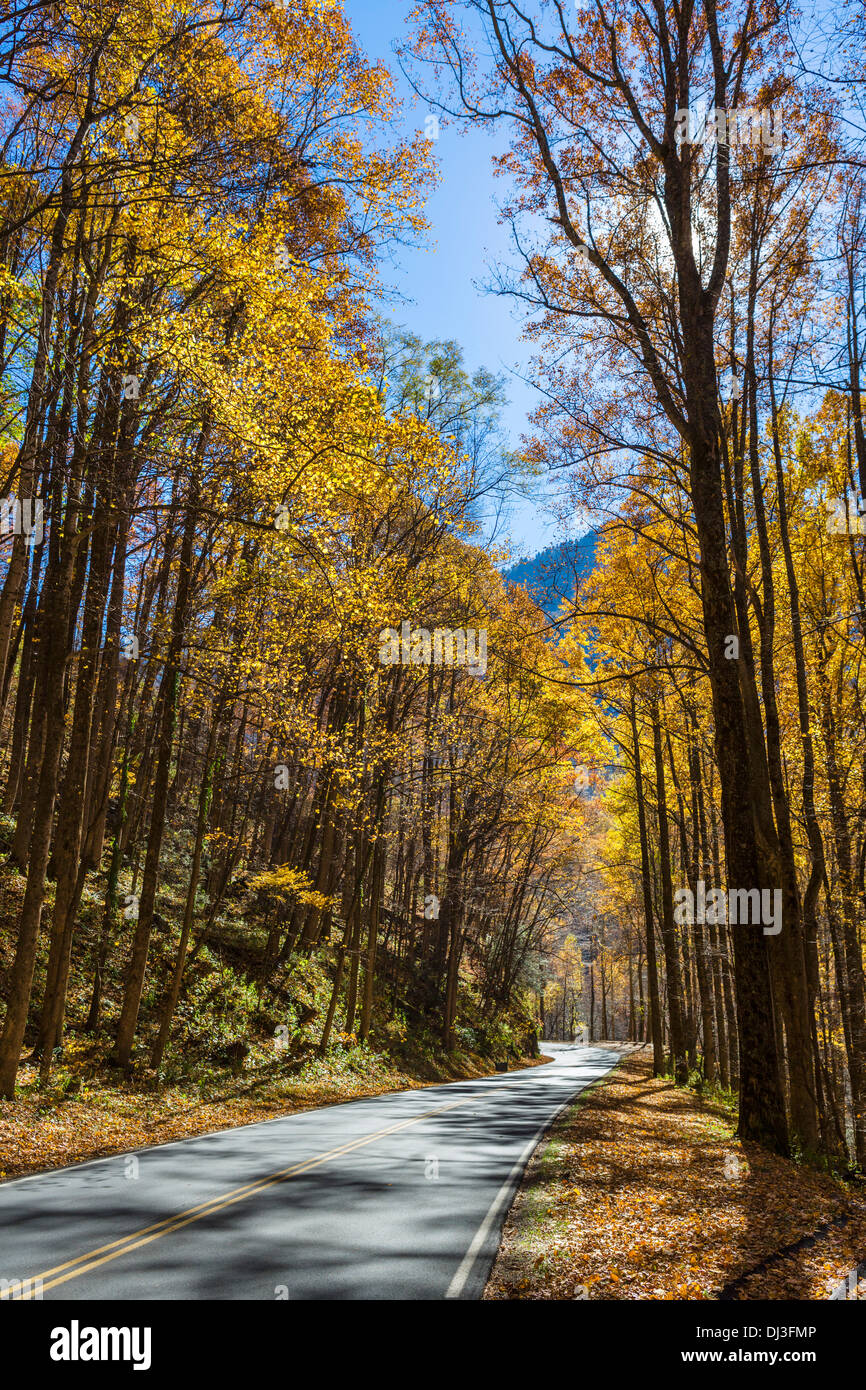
[4,1095,476,1298]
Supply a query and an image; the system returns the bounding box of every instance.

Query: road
[0,1043,623,1300]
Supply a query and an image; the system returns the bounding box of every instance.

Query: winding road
[0,1043,622,1300]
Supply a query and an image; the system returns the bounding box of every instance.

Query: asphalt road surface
[0,1043,623,1300]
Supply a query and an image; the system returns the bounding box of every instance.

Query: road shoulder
[484,1047,866,1300]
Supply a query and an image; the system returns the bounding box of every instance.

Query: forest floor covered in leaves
[485,1048,866,1300]
[0,1046,549,1183]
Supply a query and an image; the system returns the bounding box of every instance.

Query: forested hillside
[504,534,597,621]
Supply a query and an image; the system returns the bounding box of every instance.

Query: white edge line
[444,1132,543,1300]
[444,1056,622,1300]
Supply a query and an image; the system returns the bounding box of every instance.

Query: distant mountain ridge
[503,532,597,620]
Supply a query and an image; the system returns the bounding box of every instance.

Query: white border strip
[444,1130,543,1299]
[444,1053,623,1300]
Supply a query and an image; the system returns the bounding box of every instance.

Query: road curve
[0,1043,622,1300]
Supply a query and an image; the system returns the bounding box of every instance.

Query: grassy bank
[0,850,543,1181]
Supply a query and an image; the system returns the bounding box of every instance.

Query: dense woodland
[0,0,588,1106]
[1,0,866,1181]
[408,0,866,1167]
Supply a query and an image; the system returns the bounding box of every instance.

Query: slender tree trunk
[652,703,688,1082]
[631,694,664,1074]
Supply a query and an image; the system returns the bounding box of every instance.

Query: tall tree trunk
[114,458,201,1068]
[631,693,664,1074]
[652,702,688,1083]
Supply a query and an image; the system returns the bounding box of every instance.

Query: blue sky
[344,0,564,559]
